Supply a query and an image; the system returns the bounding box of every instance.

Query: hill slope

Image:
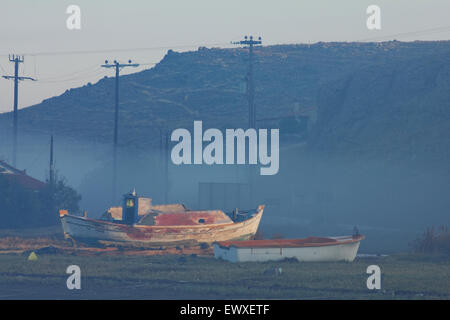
[310,49,450,163]
[0,41,449,162]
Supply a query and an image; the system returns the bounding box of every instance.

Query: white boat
[213,235,364,262]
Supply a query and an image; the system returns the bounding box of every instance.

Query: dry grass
[0,237,67,251]
[0,236,213,256]
[0,236,448,299]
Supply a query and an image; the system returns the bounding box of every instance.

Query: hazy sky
[1,0,450,113]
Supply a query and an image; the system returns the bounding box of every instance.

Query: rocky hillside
[310,48,450,163]
[1,41,450,161]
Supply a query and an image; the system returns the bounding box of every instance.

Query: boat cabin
[100,190,251,227]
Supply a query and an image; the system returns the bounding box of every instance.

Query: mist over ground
[1,42,450,254]
[1,127,448,254]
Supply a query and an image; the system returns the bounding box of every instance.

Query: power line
[38,68,106,84]
[0,43,230,58]
[38,64,101,81]
[358,25,450,42]
[26,62,155,85]
[41,63,155,82]
[0,24,449,59]
[0,63,7,73]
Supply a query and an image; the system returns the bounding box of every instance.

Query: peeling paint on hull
[60,207,264,248]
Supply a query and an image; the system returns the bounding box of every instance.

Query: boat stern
[59,209,72,240]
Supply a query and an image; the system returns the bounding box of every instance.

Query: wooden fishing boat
[213,235,364,262]
[59,190,264,248]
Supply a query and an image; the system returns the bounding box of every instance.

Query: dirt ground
[0,236,449,300]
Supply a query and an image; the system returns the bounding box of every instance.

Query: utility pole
[232,36,262,209]
[49,134,54,186]
[101,60,139,202]
[101,60,139,147]
[164,129,169,203]
[159,127,169,203]
[232,36,262,128]
[2,55,36,167]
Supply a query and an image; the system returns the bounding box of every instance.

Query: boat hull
[60,208,264,248]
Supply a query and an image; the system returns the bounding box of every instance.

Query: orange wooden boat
[59,190,264,248]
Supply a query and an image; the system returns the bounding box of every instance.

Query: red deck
[216,235,364,249]
[154,210,232,226]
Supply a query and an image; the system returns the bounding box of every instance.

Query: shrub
[411,226,450,255]
[0,174,81,229]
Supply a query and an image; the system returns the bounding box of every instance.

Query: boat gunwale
[60,207,264,230]
[215,235,365,249]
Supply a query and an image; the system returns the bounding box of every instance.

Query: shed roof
[0,160,46,190]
